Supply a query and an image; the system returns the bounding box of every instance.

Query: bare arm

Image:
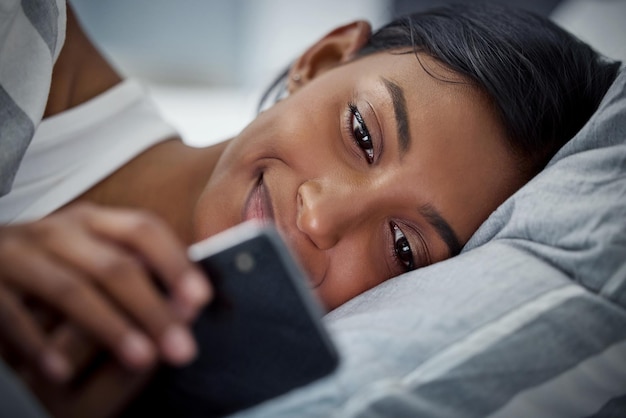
[45,3,122,118]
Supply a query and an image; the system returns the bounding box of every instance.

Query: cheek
[190,134,270,242]
[191,187,234,242]
[313,244,386,311]
[316,265,378,311]
[238,102,312,164]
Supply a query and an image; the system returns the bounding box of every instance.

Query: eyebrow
[381,77,410,155]
[419,204,463,258]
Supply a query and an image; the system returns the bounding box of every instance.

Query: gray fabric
[231,246,626,417]
[0,0,61,197]
[0,85,35,196]
[586,394,626,418]
[20,0,59,55]
[464,67,626,303]
[228,69,626,417]
[371,296,626,418]
[0,358,50,418]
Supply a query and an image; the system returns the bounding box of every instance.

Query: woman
[0,1,620,413]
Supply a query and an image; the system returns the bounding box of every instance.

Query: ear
[288,20,371,93]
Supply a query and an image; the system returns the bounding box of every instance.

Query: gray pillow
[230,69,626,418]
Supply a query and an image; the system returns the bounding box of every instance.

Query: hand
[22,322,154,418]
[0,203,212,382]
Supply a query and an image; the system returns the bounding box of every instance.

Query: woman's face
[193,51,527,311]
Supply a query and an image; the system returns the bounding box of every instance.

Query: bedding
[0,0,66,197]
[228,66,626,417]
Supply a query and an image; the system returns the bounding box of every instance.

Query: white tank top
[0,79,177,224]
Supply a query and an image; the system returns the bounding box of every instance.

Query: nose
[296,178,365,250]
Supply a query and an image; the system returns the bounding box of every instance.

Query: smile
[242,175,275,223]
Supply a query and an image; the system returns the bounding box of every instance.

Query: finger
[70,358,153,418]
[23,296,64,334]
[0,284,71,382]
[50,323,99,378]
[80,206,212,316]
[45,230,197,365]
[2,243,157,371]
[36,356,153,418]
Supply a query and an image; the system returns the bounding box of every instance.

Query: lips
[242,176,275,223]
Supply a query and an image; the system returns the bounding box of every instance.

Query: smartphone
[125,221,339,417]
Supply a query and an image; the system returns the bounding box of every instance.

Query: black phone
[125,221,339,418]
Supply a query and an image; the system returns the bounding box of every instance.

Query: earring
[292,73,302,83]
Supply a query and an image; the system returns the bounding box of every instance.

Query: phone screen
[124,222,339,417]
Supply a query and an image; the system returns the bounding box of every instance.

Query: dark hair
[261,3,621,173]
[357,3,620,172]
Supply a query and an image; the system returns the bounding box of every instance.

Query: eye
[349,104,374,164]
[391,222,415,271]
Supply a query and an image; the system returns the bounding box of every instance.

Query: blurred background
[69,0,625,146]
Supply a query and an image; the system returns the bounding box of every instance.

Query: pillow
[228,68,626,418]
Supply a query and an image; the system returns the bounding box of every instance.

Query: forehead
[350,51,487,112]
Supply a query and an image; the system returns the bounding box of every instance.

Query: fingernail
[41,350,71,382]
[120,332,155,369]
[181,271,211,306]
[162,325,196,365]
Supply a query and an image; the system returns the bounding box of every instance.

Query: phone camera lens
[235,251,255,273]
